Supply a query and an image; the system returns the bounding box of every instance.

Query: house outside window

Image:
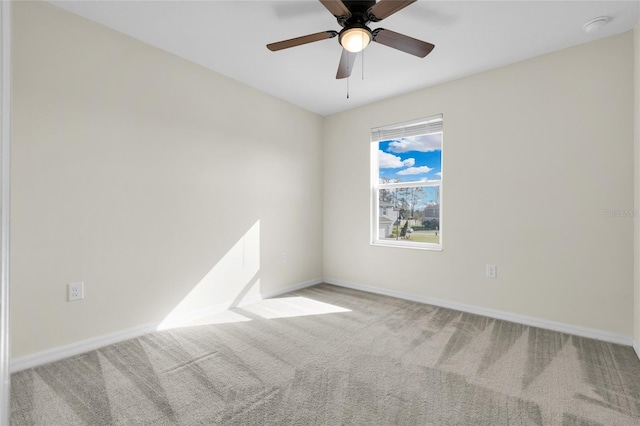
[371,114,443,250]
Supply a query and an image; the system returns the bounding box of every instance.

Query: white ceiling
[49,0,639,116]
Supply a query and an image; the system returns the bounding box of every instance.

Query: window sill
[371,240,443,251]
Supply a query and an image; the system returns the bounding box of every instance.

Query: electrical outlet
[486,264,497,279]
[281,252,288,264]
[68,282,84,301]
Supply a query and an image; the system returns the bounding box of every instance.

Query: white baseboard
[261,278,323,299]
[324,277,633,347]
[10,278,323,373]
[634,339,640,360]
[10,322,159,373]
[156,294,263,331]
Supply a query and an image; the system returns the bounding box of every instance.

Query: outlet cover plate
[68,282,84,301]
[486,264,497,279]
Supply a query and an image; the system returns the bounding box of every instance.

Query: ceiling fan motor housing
[337,0,377,27]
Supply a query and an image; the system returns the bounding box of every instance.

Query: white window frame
[370,115,443,251]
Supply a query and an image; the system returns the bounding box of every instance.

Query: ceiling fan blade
[267,30,338,51]
[372,28,434,58]
[336,48,356,79]
[319,0,351,18]
[368,0,417,21]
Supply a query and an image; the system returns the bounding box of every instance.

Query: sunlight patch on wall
[158,221,261,330]
[241,297,351,319]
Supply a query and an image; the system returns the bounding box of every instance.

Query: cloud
[378,150,415,169]
[435,172,442,177]
[378,151,403,168]
[397,166,433,176]
[387,134,442,153]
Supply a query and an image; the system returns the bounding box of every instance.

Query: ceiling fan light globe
[340,27,371,53]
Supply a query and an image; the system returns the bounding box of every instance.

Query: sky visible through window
[378,133,442,208]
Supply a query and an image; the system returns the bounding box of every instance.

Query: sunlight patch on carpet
[242,297,351,319]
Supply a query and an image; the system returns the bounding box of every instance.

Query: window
[371,114,443,249]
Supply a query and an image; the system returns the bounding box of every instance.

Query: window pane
[378,133,442,184]
[377,186,440,244]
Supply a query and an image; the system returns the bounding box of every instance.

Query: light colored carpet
[10,283,640,425]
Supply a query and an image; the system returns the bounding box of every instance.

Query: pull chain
[347,75,350,99]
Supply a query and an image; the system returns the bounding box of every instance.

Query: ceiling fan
[267,0,435,79]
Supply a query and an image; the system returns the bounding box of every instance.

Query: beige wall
[324,32,634,337]
[11,2,324,357]
[635,20,640,346]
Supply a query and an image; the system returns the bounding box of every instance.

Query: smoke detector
[583,16,610,33]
